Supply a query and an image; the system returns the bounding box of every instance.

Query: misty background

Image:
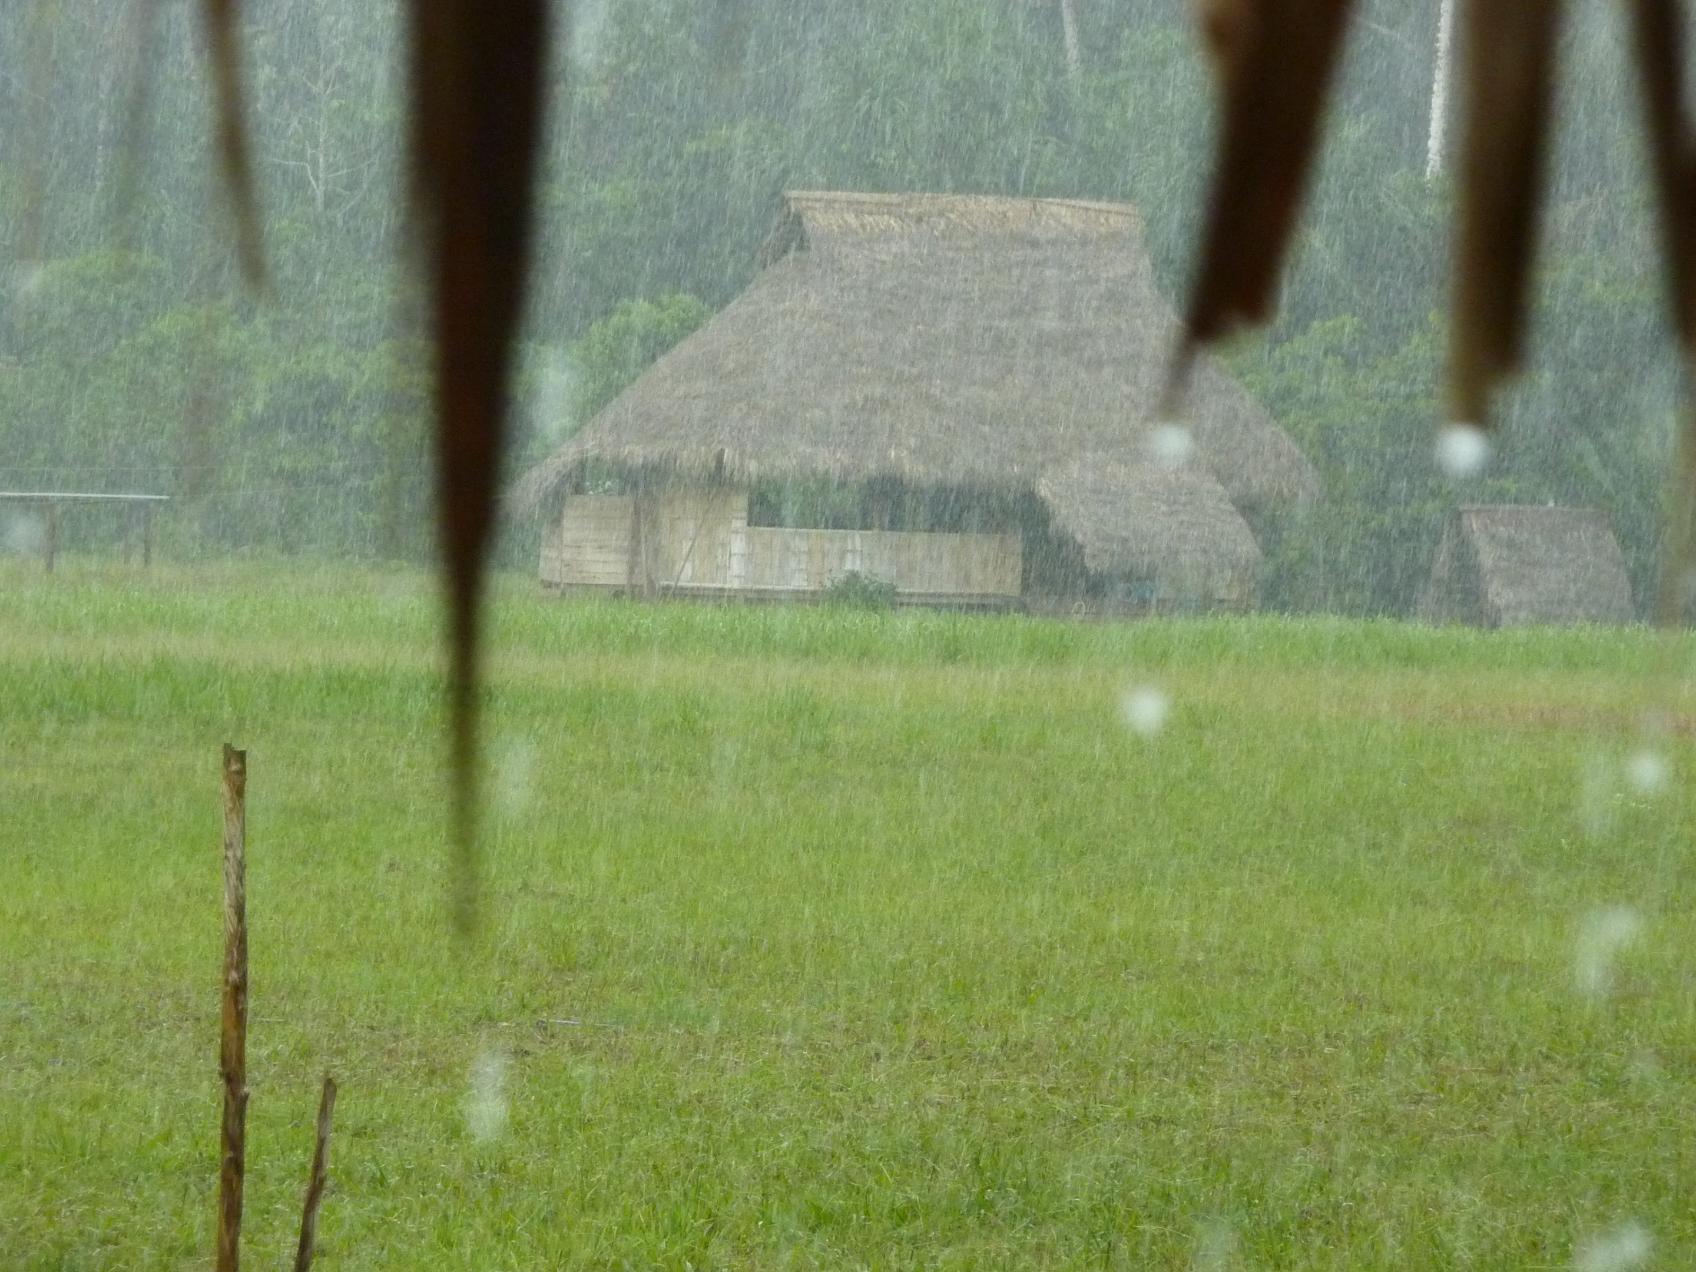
[0,0,1679,615]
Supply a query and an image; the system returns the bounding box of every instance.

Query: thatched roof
[1417,505,1636,627]
[516,191,1316,574]
[1035,456,1261,582]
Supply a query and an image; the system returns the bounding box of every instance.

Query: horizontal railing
[0,491,170,572]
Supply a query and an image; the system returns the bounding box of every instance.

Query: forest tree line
[0,0,1678,614]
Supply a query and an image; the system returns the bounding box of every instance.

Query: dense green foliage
[6,563,1695,1265]
[0,0,1681,610]
[560,293,711,424]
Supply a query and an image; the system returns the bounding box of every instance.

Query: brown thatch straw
[1417,505,1636,627]
[1035,455,1260,583]
[515,191,1316,579]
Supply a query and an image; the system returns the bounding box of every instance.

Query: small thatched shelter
[1416,505,1636,627]
[517,190,1317,611]
[1032,456,1263,609]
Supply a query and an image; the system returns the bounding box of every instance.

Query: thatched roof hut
[1034,456,1261,597]
[518,191,1317,607]
[1416,505,1636,627]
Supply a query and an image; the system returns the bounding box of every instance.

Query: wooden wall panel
[651,488,747,588]
[546,495,634,587]
[547,486,1021,600]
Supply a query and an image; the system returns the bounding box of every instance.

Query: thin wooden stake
[292,1074,338,1272]
[217,744,248,1272]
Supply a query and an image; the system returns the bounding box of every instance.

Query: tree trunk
[1426,0,1456,180]
[1059,0,1081,78]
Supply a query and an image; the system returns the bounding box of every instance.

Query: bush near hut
[821,569,898,610]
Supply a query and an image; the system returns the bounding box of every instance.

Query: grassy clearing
[4,559,1695,1268]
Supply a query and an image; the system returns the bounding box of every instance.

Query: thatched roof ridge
[1036,456,1261,580]
[774,189,1141,243]
[516,190,1316,533]
[1419,505,1636,627]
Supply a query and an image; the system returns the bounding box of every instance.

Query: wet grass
[4,559,1696,1269]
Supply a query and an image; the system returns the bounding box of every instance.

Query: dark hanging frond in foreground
[407,0,553,937]
[188,0,555,936]
[1625,0,1696,623]
[1449,0,1564,427]
[1178,0,1696,626]
[1179,0,1355,351]
[1179,0,1696,436]
[171,0,1696,923]
[1627,0,1696,352]
[199,0,266,285]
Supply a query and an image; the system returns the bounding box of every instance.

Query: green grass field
[4,561,1695,1269]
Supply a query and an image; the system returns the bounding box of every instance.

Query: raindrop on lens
[494,736,539,817]
[1190,1219,1237,1270]
[1576,752,1618,842]
[1624,748,1669,796]
[1574,906,1643,1000]
[1120,686,1170,738]
[4,512,46,556]
[12,260,45,301]
[466,1049,510,1141]
[1627,1049,1663,1083]
[1148,422,1195,469]
[534,347,577,446]
[1435,423,1490,478]
[1572,1220,1652,1272]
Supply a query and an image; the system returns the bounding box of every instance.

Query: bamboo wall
[543,487,1023,602]
[541,495,632,587]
